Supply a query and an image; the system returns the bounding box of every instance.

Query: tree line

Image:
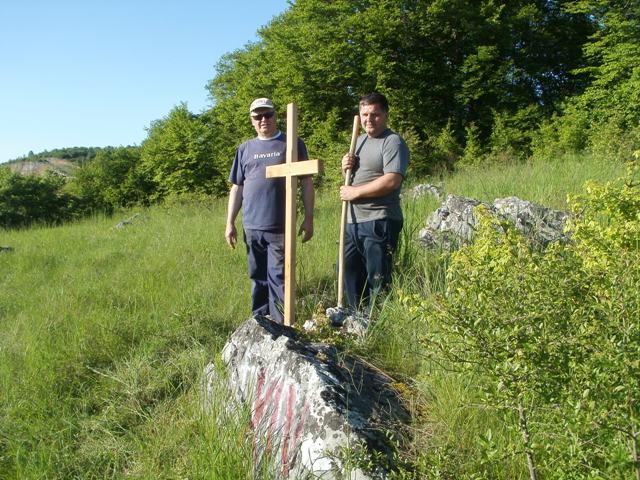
[6,146,101,164]
[2,0,639,229]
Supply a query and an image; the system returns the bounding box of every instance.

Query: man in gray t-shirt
[225,98,315,324]
[340,92,410,312]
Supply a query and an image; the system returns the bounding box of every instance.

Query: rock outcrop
[493,196,570,245]
[418,194,569,250]
[404,183,443,201]
[114,213,141,229]
[210,316,410,479]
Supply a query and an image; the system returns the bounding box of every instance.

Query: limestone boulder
[417,194,487,250]
[114,213,141,229]
[404,183,443,201]
[214,316,410,479]
[493,196,570,246]
[418,194,569,250]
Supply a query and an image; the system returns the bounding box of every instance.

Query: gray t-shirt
[229,132,308,231]
[348,128,409,223]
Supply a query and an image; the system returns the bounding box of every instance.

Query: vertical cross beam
[283,103,298,328]
[265,103,319,326]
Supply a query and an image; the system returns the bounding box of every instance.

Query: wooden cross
[265,103,320,326]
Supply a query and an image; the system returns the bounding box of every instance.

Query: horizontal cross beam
[265,159,321,179]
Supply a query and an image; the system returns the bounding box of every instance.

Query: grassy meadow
[0,155,627,478]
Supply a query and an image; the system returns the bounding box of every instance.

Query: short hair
[359,92,389,113]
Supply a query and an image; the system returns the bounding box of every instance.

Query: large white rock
[216,316,410,479]
[418,194,569,250]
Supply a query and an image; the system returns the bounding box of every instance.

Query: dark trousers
[343,218,403,312]
[243,229,285,324]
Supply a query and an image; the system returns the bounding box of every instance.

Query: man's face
[359,103,388,138]
[251,108,277,138]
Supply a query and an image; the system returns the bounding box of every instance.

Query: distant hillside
[3,146,102,177]
[5,157,78,177]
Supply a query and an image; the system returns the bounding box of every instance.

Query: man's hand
[341,153,357,175]
[298,216,314,243]
[225,184,243,249]
[225,223,237,249]
[339,185,359,202]
[340,172,403,202]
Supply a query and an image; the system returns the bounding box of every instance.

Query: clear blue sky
[0,0,291,163]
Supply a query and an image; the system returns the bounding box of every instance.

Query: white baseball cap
[249,97,275,113]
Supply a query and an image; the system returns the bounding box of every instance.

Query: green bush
[588,117,640,163]
[530,106,590,162]
[140,104,226,201]
[0,168,75,229]
[68,146,152,214]
[486,106,542,164]
[419,159,640,478]
[305,108,352,188]
[430,120,462,172]
[399,126,434,177]
[458,122,486,168]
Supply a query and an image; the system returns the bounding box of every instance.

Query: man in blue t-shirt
[225,98,315,324]
[339,92,410,314]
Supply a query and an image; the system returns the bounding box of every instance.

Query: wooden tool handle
[337,115,360,309]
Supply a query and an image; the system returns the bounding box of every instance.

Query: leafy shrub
[430,120,462,172]
[140,104,225,201]
[487,106,541,164]
[530,106,590,162]
[305,108,352,188]
[68,146,152,214]
[531,108,640,164]
[458,122,486,168]
[399,126,434,177]
[418,159,640,478]
[0,168,76,229]
[588,116,640,163]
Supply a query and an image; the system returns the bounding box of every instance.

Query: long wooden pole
[337,115,360,309]
[283,103,298,326]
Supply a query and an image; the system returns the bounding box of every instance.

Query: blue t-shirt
[229,132,308,231]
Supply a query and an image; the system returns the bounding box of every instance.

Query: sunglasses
[251,111,275,121]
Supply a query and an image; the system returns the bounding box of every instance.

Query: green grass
[0,155,627,478]
[0,201,257,478]
[439,153,625,209]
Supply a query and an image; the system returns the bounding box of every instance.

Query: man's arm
[298,176,315,242]
[339,172,403,202]
[225,184,243,249]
